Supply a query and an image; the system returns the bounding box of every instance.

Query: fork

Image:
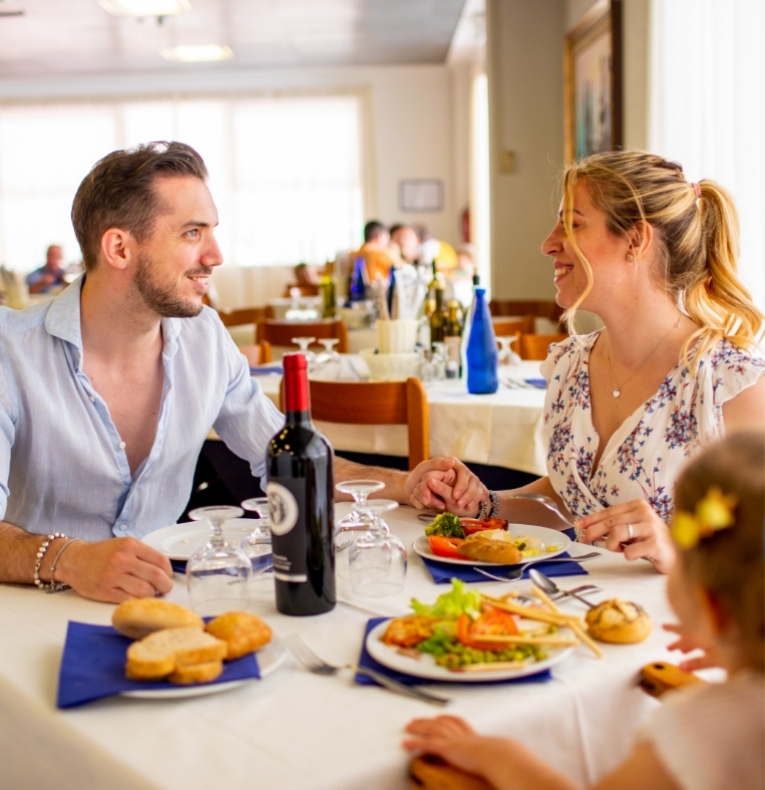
[284,633,450,707]
[512,584,602,604]
[507,493,580,530]
[472,551,601,582]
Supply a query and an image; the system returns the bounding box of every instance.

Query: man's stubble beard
[134,251,208,319]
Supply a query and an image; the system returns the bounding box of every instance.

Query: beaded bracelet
[474,500,488,520]
[488,490,500,519]
[47,538,81,593]
[33,533,67,590]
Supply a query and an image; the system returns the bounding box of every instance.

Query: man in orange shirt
[353,220,395,284]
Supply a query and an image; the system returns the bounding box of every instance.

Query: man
[26,244,67,295]
[0,142,483,603]
[389,224,421,266]
[353,220,395,283]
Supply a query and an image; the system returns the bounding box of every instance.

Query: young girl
[403,431,764,790]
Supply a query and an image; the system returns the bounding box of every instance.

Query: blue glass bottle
[349,256,368,303]
[466,288,498,394]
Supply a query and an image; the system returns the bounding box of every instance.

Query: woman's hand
[405,457,487,517]
[575,498,676,573]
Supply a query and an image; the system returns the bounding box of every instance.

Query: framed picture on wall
[564,0,623,164]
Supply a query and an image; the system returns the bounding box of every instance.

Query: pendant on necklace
[612,388,621,398]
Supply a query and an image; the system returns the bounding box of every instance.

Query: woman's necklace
[605,317,681,398]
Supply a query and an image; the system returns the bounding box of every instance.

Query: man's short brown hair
[71,141,208,272]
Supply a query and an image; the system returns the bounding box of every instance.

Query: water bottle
[349,256,368,303]
[466,287,498,394]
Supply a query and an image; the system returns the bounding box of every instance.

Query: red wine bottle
[266,353,336,615]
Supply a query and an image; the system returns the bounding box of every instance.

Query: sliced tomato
[456,608,519,651]
[428,535,464,559]
[460,517,509,535]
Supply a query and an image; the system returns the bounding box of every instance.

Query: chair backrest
[218,306,274,327]
[518,333,569,360]
[280,376,429,470]
[257,319,349,353]
[492,316,534,336]
[283,283,320,297]
[489,299,565,324]
[238,341,273,368]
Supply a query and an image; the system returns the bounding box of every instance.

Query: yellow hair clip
[672,486,738,549]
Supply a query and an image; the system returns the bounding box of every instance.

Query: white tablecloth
[254,361,547,476]
[0,503,692,790]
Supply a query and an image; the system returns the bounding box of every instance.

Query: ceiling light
[161,44,233,63]
[99,0,192,17]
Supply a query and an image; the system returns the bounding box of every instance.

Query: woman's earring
[626,252,634,262]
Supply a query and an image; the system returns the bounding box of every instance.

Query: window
[0,93,367,273]
[649,0,764,313]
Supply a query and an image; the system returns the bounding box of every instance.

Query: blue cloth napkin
[524,378,547,389]
[57,621,261,709]
[421,553,587,584]
[171,553,272,575]
[250,365,283,375]
[355,617,551,687]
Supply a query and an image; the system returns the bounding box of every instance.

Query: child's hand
[663,623,721,671]
[403,715,507,779]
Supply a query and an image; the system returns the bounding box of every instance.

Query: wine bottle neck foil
[283,353,311,413]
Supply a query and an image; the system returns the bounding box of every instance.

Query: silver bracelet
[48,538,81,593]
[488,490,500,518]
[475,500,488,520]
[33,533,67,590]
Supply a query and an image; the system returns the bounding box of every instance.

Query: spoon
[473,551,601,582]
[529,568,596,608]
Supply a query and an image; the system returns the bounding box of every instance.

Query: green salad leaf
[410,579,482,621]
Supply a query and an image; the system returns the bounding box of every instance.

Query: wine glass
[186,505,252,616]
[348,499,407,597]
[240,497,273,580]
[335,479,385,532]
[431,341,447,380]
[291,336,317,364]
[497,335,521,367]
[317,338,341,364]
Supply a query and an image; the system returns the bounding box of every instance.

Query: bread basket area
[359,348,420,381]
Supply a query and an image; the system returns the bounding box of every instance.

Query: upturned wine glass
[240,496,273,570]
[497,335,521,367]
[348,499,407,597]
[186,505,252,616]
[291,336,317,364]
[335,479,385,532]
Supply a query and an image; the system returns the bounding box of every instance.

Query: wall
[0,64,465,307]
[486,0,566,301]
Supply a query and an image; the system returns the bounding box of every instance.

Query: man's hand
[56,537,174,603]
[405,457,487,517]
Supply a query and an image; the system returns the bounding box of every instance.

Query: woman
[414,151,764,572]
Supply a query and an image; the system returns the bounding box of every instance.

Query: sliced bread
[126,626,227,681]
[113,598,204,640]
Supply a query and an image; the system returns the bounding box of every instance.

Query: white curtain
[649,0,764,313]
[0,93,365,273]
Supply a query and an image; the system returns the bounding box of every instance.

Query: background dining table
[0,502,706,790]
[252,359,548,477]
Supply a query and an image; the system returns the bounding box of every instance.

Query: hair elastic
[691,181,702,199]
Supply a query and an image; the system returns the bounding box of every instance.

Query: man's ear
[99,228,133,271]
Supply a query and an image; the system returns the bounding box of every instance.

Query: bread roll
[168,660,224,685]
[126,626,227,680]
[113,598,204,639]
[457,530,522,565]
[205,611,272,660]
[585,599,652,644]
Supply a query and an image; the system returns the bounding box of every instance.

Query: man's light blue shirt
[0,276,284,541]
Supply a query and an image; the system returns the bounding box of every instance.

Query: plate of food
[141,519,265,560]
[365,580,578,682]
[412,512,569,566]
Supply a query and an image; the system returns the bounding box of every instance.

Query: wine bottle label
[267,480,308,583]
[267,482,299,536]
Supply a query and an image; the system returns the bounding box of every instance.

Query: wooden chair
[489,299,565,332]
[239,341,273,368]
[283,283,321,297]
[279,377,429,470]
[217,306,274,327]
[518,333,569,360]
[492,316,535,336]
[257,318,349,353]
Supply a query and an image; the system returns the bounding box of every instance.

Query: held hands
[55,537,173,603]
[405,457,487,517]
[575,498,676,574]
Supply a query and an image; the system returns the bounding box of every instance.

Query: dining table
[0,501,700,790]
[252,360,548,477]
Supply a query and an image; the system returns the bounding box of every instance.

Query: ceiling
[0,0,469,78]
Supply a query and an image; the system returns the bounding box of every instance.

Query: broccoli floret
[424,512,465,538]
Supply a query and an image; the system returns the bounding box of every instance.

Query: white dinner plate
[121,635,286,700]
[141,519,266,560]
[365,620,573,682]
[412,524,570,566]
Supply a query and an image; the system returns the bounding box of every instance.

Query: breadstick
[531,587,604,659]
[464,634,580,647]
[480,594,582,627]
[455,661,529,672]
